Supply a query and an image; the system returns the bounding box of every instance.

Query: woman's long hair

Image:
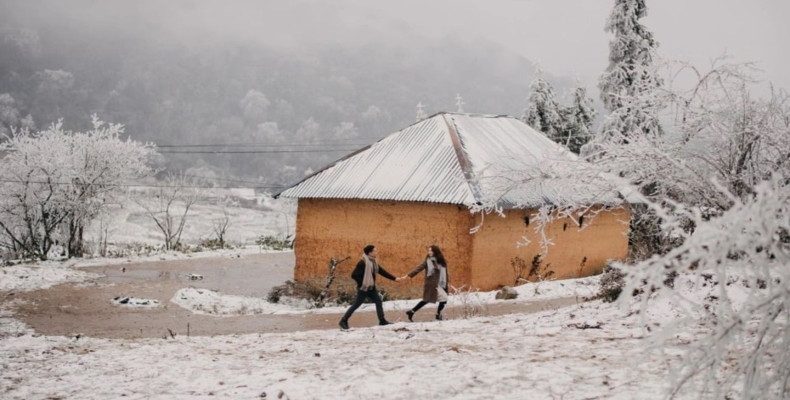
[429,245,447,267]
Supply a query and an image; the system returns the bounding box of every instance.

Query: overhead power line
[154,135,387,148]
[0,178,288,190]
[155,142,370,148]
[178,174,270,185]
[158,149,355,154]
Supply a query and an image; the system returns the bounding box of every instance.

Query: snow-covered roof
[277,113,630,208]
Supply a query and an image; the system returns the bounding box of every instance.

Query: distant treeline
[0,4,572,184]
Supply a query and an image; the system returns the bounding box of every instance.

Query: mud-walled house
[277,113,632,294]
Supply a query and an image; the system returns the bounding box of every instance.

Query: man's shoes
[379,320,392,326]
[339,319,349,330]
[406,310,414,322]
[435,314,443,321]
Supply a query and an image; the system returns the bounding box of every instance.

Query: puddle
[91,252,293,297]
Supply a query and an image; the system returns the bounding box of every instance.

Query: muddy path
[4,252,585,339]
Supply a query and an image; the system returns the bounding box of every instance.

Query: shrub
[267,277,357,307]
[527,254,555,281]
[198,238,231,251]
[256,235,293,251]
[594,262,626,302]
[450,285,488,319]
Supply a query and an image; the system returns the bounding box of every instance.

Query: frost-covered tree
[135,173,202,251]
[332,122,358,140]
[0,93,34,137]
[598,0,663,141]
[294,117,320,143]
[415,102,427,122]
[455,94,465,113]
[521,72,564,143]
[621,176,790,399]
[595,60,790,212]
[0,116,156,259]
[239,89,271,125]
[559,86,597,154]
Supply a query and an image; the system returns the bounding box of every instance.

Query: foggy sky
[3,0,789,90]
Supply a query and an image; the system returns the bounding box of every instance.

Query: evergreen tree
[455,94,465,113]
[598,0,662,141]
[521,72,563,143]
[415,101,427,121]
[559,86,597,154]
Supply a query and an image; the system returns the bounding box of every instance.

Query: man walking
[339,244,397,329]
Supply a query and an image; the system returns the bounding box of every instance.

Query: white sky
[10,0,790,90]
[128,0,790,90]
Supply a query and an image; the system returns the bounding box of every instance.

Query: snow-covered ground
[0,246,280,293]
[84,195,295,248]
[66,245,281,269]
[0,261,101,292]
[0,252,761,399]
[1,295,678,399]
[170,276,598,316]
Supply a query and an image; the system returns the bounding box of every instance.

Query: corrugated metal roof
[277,113,629,208]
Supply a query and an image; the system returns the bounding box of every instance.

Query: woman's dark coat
[408,260,448,303]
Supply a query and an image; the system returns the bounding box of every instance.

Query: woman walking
[398,245,449,321]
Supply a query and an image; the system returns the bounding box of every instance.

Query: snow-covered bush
[624,177,789,399]
[595,262,626,303]
[0,116,156,259]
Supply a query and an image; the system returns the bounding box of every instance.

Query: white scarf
[360,254,378,291]
[426,257,447,288]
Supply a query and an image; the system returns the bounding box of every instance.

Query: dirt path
[5,252,585,339]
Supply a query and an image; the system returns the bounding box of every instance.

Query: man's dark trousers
[341,288,386,323]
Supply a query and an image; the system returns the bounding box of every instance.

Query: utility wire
[0,178,288,190]
[156,142,369,148]
[158,149,354,154]
[154,137,385,148]
[178,174,272,185]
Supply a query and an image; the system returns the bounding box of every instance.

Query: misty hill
[0,3,573,189]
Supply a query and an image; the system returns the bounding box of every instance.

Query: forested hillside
[0,1,572,186]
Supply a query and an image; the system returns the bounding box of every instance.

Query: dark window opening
[579,215,585,227]
[523,216,530,226]
[563,223,567,231]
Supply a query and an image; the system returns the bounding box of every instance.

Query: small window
[578,215,584,227]
[563,223,567,231]
[523,216,530,226]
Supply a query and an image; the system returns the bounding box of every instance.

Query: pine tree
[521,72,564,143]
[415,102,427,121]
[455,94,465,113]
[598,0,662,141]
[559,86,597,154]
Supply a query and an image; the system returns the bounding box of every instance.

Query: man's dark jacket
[351,259,396,289]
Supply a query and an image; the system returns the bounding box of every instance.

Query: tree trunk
[67,217,85,258]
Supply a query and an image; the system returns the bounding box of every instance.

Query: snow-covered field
[84,195,295,248]
[1,246,273,293]
[0,259,671,400]
[0,261,101,292]
[1,299,675,400]
[0,253,764,399]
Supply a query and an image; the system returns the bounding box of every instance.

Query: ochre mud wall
[293,198,473,297]
[294,199,630,297]
[468,206,631,291]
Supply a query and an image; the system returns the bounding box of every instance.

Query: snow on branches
[598,0,663,141]
[0,115,156,259]
[621,177,789,399]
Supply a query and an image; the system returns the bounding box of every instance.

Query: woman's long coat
[408,260,448,303]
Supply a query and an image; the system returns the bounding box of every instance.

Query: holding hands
[396,275,409,282]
